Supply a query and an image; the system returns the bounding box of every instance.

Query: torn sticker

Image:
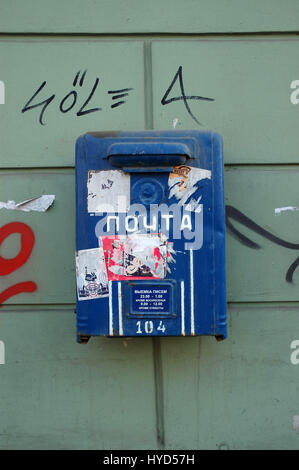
[87,170,130,213]
[168,165,211,207]
[0,195,55,212]
[101,233,175,281]
[76,248,109,300]
[275,206,299,216]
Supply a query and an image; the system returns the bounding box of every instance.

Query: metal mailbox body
[75,130,227,342]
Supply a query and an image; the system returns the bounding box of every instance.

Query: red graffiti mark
[0,282,37,305]
[0,222,35,275]
[0,222,37,306]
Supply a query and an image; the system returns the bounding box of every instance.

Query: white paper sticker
[76,248,109,300]
[87,170,130,213]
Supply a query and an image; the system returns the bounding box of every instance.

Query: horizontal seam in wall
[0,31,299,39]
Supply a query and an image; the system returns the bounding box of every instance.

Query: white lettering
[107,215,119,232]
[161,213,174,231]
[180,214,192,231]
[143,215,157,231]
[125,215,138,232]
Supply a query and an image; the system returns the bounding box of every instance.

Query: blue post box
[75,130,227,342]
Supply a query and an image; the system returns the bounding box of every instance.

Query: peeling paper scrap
[168,165,211,208]
[275,206,299,216]
[0,195,55,212]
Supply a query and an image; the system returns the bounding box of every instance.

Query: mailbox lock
[132,178,165,206]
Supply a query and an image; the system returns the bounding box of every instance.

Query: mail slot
[75,130,227,342]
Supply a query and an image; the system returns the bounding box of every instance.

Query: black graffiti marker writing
[75,70,102,116]
[21,81,55,126]
[59,70,101,116]
[22,70,102,125]
[226,205,299,283]
[161,66,214,125]
[108,88,133,109]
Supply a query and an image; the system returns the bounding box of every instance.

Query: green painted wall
[0,1,299,450]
